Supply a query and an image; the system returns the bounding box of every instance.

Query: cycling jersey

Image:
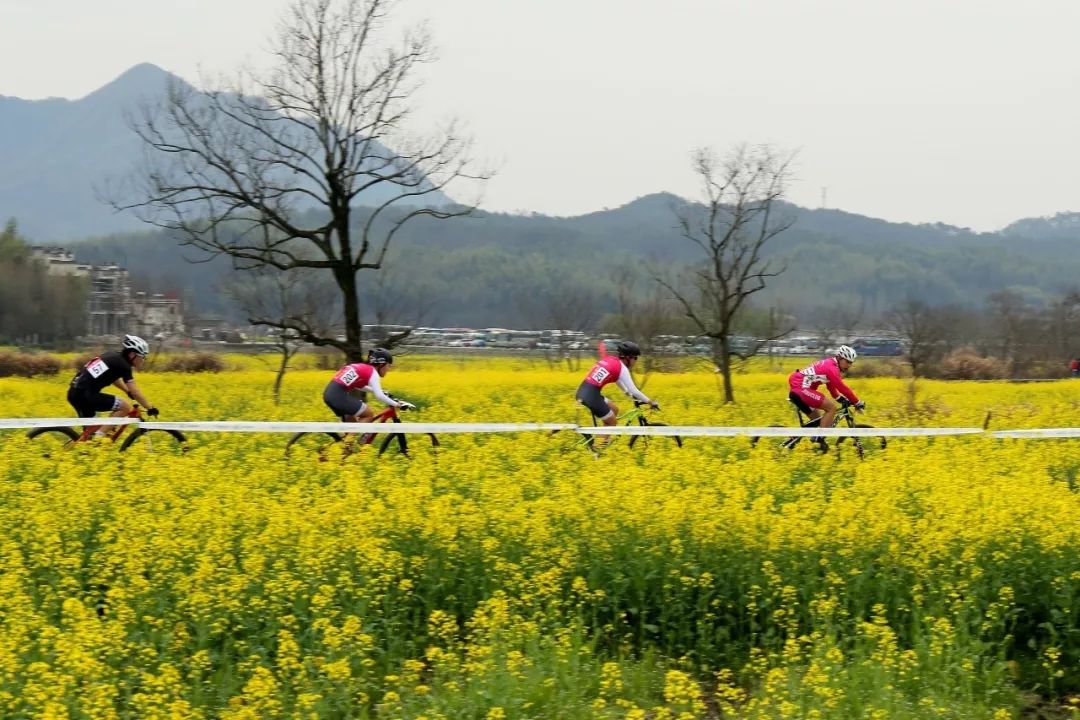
[788,357,859,404]
[330,363,399,407]
[70,351,134,393]
[581,356,650,404]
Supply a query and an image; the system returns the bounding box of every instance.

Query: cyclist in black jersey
[67,334,159,420]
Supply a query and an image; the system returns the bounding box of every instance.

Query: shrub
[0,351,63,378]
[160,353,225,373]
[938,346,1007,380]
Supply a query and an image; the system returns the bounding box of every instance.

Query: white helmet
[835,345,857,363]
[122,334,150,357]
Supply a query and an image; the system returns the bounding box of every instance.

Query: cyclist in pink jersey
[323,347,414,422]
[576,340,658,426]
[787,344,864,433]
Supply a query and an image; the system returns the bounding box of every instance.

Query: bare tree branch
[658,144,797,402]
[112,0,491,361]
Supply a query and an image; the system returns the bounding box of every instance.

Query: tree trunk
[273,346,291,405]
[337,267,364,363]
[715,336,736,403]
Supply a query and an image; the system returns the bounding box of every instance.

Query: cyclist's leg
[324,382,368,420]
[576,382,616,424]
[576,383,615,449]
[789,388,831,449]
[69,388,121,436]
[817,397,839,430]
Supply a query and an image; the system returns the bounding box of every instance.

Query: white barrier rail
[0,418,1076,439]
[0,417,139,429]
[991,429,1080,439]
[577,425,985,438]
[140,421,578,434]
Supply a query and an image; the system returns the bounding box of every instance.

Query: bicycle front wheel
[378,431,440,457]
[119,427,189,454]
[627,421,683,449]
[835,423,886,459]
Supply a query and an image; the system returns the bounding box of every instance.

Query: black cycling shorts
[788,391,815,418]
[67,387,120,419]
[576,381,614,420]
[323,381,366,420]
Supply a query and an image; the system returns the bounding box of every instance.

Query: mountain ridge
[0,63,451,240]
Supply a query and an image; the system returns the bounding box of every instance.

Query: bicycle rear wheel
[26,426,80,455]
[284,431,344,458]
[119,428,189,454]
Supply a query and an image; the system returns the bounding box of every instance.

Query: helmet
[367,347,394,366]
[615,340,642,359]
[122,334,150,357]
[835,345,857,363]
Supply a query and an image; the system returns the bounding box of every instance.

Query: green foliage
[0,220,88,345]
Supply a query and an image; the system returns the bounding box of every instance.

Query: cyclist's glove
[853,400,865,412]
[147,407,160,417]
[397,401,417,411]
[649,400,661,410]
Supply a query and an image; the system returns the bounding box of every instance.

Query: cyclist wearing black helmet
[323,347,415,422]
[576,340,658,427]
[68,334,159,420]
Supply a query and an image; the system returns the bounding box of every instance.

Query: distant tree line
[0,220,86,346]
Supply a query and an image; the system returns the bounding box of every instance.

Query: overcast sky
[3,0,1078,231]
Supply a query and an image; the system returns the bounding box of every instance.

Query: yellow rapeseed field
[0,355,1078,719]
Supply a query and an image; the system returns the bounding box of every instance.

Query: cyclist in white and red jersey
[323,347,415,422]
[787,345,864,432]
[576,340,658,426]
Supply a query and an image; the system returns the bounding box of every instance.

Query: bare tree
[117,0,487,361]
[1048,289,1080,361]
[658,144,796,402]
[884,299,957,378]
[605,266,684,378]
[365,262,437,348]
[225,266,339,402]
[813,301,865,352]
[520,280,600,370]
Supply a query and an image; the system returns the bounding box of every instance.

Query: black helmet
[615,340,641,359]
[367,347,393,366]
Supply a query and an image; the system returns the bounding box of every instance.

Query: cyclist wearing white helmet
[576,340,658,428]
[68,334,159,420]
[323,347,415,422]
[787,344,864,436]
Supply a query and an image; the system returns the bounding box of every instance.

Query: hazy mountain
[0,63,451,241]
[67,194,1080,328]
[0,64,170,240]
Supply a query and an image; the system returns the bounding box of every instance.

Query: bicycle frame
[791,398,858,431]
[355,405,405,447]
[778,395,883,457]
[27,404,187,453]
[77,404,144,443]
[287,403,438,459]
[580,400,681,451]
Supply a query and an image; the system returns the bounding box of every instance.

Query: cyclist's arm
[615,368,650,404]
[824,365,859,404]
[120,378,156,411]
[363,373,401,408]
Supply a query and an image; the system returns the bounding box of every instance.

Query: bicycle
[26,404,188,454]
[752,395,886,459]
[284,404,439,459]
[578,401,683,454]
